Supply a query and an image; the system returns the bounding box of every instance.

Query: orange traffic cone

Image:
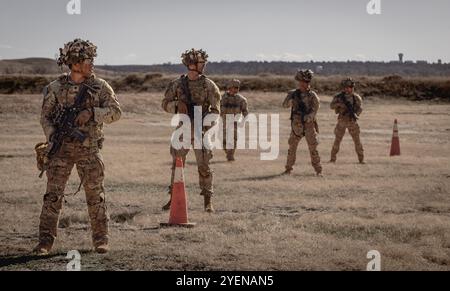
[160,157,196,228]
[390,119,401,156]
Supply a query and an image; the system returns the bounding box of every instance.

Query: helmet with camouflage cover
[341,77,355,88]
[295,69,314,82]
[181,48,208,66]
[57,38,97,67]
[227,79,241,89]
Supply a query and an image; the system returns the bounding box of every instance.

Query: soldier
[161,48,221,213]
[33,39,122,255]
[282,69,322,176]
[330,77,365,164]
[220,79,249,161]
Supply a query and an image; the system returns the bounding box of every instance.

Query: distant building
[438,59,442,65]
[416,60,428,64]
[398,53,404,63]
[404,60,414,64]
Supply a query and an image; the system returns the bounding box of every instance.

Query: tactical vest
[179,74,210,119]
[50,75,104,152]
[221,94,243,115]
[290,90,313,120]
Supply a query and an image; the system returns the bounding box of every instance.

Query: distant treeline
[2,58,450,77]
[1,73,449,101]
[98,61,450,77]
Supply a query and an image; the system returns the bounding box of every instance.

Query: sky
[0,0,449,65]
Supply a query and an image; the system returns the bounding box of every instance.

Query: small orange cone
[160,157,196,228]
[390,119,401,156]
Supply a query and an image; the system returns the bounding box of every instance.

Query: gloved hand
[336,104,346,114]
[305,115,315,123]
[177,101,188,114]
[75,109,93,126]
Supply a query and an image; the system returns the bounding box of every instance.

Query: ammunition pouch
[35,142,49,171]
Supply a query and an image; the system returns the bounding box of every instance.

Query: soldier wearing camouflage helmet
[282,69,322,176]
[161,48,221,213]
[33,39,122,255]
[329,77,365,163]
[220,79,249,161]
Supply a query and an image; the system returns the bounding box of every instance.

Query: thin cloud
[124,53,138,61]
[354,54,367,61]
[256,52,314,62]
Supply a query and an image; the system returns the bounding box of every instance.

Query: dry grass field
[0,91,449,270]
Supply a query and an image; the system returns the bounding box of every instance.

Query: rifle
[291,90,308,135]
[338,92,358,121]
[39,84,90,178]
[180,75,196,120]
[178,75,214,157]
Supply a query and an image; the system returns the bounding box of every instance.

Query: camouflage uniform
[162,49,221,209]
[283,70,322,175]
[330,79,364,163]
[221,80,249,161]
[36,39,121,253]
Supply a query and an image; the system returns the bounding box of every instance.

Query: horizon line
[1,57,448,66]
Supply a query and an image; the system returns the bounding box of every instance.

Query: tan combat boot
[162,187,172,211]
[95,244,109,254]
[33,242,52,256]
[162,198,171,211]
[226,152,235,162]
[204,195,215,213]
[282,169,292,175]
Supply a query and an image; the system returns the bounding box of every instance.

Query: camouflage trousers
[286,119,322,174]
[331,118,364,162]
[169,129,214,197]
[222,121,238,160]
[38,141,108,248]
